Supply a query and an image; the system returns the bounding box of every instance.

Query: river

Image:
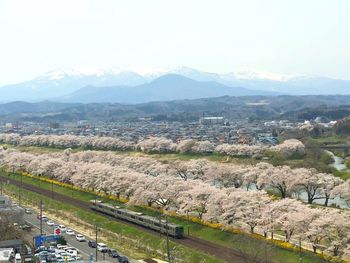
[326,150,350,172]
[293,150,348,208]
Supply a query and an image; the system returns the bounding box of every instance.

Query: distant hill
[1,95,350,123]
[281,105,350,121]
[59,74,278,103]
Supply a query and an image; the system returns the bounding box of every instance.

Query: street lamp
[95,223,99,262]
[299,237,303,263]
[51,175,54,199]
[39,200,44,236]
[158,214,171,263]
[19,171,23,205]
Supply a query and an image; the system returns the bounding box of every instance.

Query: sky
[0,0,349,85]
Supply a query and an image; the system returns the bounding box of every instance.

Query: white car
[57,245,68,250]
[58,224,66,232]
[58,251,68,258]
[47,220,55,226]
[97,242,108,252]
[66,229,75,236]
[74,255,83,260]
[75,234,85,242]
[65,247,78,253]
[66,249,78,257]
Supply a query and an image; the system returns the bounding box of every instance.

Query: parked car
[65,247,78,253]
[75,234,85,242]
[97,243,108,252]
[15,253,21,263]
[47,246,56,253]
[55,254,64,263]
[66,249,78,258]
[88,241,97,248]
[34,246,47,254]
[47,220,55,226]
[56,244,68,250]
[108,249,119,258]
[66,229,75,236]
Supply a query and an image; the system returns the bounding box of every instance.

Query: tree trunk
[250,226,254,233]
[307,193,313,204]
[281,190,286,198]
[324,194,330,206]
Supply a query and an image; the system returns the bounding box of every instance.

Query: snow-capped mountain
[59,74,277,104]
[0,66,349,102]
[0,67,152,101]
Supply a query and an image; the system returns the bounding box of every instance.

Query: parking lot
[23,209,133,262]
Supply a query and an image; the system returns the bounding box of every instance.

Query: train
[90,200,184,238]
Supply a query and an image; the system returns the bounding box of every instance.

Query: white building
[0,248,14,263]
[0,196,24,223]
[199,117,224,125]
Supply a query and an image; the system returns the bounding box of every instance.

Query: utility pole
[159,215,162,238]
[51,176,54,199]
[19,172,23,205]
[40,200,43,236]
[299,237,303,263]
[165,215,171,263]
[95,224,98,262]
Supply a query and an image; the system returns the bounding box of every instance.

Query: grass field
[0,170,332,263]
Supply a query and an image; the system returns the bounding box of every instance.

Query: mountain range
[0,67,349,103]
[1,95,350,123]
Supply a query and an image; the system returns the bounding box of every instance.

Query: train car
[90,200,184,238]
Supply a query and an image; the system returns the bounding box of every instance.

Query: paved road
[24,211,136,262]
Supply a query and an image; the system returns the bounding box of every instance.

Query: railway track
[0,174,268,263]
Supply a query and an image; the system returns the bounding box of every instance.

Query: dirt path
[0,174,269,263]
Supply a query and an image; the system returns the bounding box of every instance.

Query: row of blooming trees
[0,146,344,206]
[0,133,305,157]
[1,147,350,258]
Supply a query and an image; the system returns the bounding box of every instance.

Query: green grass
[1,171,331,263]
[313,135,347,144]
[333,170,350,180]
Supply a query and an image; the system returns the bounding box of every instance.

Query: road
[23,211,137,263]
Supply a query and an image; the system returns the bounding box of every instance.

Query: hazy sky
[0,0,349,85]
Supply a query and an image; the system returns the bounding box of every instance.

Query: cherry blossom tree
[257,163,298,198]
[270,139,306,158]
[331,180,350,207]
